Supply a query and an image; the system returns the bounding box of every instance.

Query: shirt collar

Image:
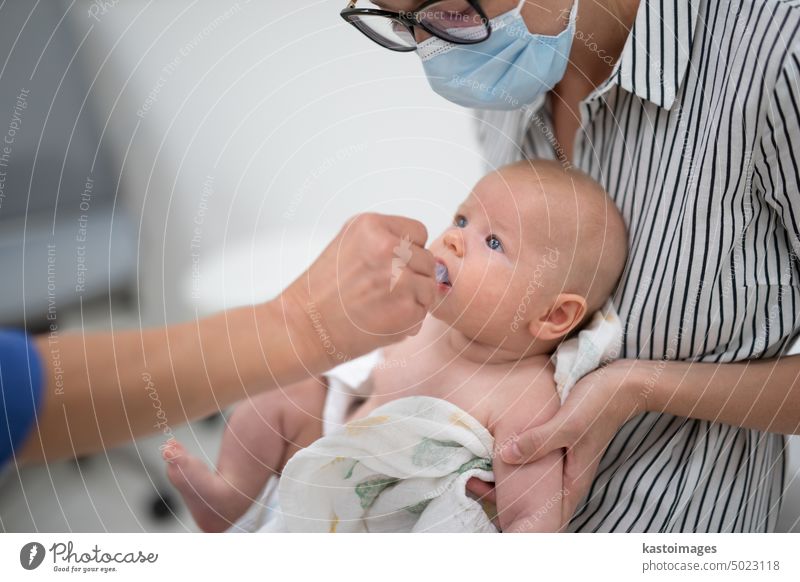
[604,0,700,109]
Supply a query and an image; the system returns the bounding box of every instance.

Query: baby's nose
[444,230,464,257]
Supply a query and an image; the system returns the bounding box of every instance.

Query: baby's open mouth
[435,261,451,287]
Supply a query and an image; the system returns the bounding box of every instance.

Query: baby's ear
[527,294,587,341]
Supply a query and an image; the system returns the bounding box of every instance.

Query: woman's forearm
[627,355,800,435]
[19,299,324,463]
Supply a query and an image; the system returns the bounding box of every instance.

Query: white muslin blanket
[230,302,620,533]
[551,298,623,404]
[278,395,498,533]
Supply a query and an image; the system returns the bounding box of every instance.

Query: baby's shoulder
[485,356,559,431]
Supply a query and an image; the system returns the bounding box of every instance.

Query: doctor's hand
[493,360,648,529]
[280,212,436,369]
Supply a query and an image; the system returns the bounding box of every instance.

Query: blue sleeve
[0,330,44,466]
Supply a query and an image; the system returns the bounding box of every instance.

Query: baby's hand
[466,477,496,503]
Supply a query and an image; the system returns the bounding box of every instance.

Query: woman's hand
[280,213,437,369]
[496,360,648,529]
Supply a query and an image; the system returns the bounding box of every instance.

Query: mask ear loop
[567,0,580,24]
[416,33,456,61]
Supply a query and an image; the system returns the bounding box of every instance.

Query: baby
[163,159,628,533]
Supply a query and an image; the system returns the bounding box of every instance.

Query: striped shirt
[475,0,800,532]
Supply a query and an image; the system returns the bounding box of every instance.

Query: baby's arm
[489,375,564,533]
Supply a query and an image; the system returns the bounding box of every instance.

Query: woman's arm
[18,213,436,463]
[503,355,800,468]
[630,355,800,435]
[494,355,800,528]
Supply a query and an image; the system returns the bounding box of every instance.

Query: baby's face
[428,170,566,345]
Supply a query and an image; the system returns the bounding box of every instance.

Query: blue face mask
[417,0,578,110]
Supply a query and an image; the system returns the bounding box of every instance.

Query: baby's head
[429,159,628,355]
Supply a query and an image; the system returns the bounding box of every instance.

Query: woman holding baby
[165,0,800,534]
[337,0,800,532]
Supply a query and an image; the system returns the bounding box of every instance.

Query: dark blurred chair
[0,0,136,329]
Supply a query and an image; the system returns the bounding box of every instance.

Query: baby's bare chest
[347,342,551,430]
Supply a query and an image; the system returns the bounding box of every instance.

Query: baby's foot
[162,440,246,532]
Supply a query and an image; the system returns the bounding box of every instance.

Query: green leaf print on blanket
[404,499,432,515]
[411,437,463,467]
[355,477,400,509]
[344,460,358,480]
[457,457,492,474]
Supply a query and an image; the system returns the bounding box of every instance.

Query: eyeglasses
[340,0,491,52]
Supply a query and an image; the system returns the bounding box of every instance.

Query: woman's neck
[547,0,640,161]
[560,0,640,93]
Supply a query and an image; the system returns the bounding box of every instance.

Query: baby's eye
[454,214,468,228]
[486,234,503,252]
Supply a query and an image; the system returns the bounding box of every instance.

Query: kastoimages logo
[20,542,46,570]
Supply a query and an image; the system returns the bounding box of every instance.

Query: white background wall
[71,0,485,322]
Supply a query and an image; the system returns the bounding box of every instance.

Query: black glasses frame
[340,0,491,52]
